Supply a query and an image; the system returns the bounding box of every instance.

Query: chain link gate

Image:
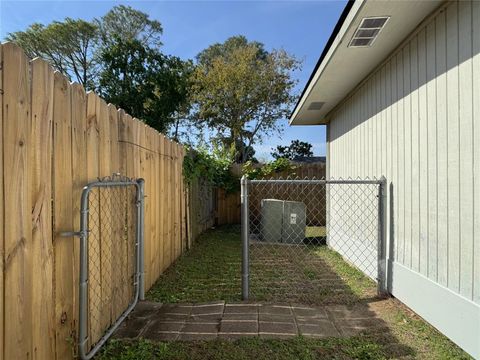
[241,177,386,304]
[62,175,145,360]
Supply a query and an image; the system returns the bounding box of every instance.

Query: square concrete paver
[147,320,185,333]
[297,320,340,338]
[113,317,150,339]
[259,321,298,335]
[113,301,382,342]
[182,322,219,333]
[158,304,192,315]
[191,302,225,316]
[258,305,292,316]
[220,320,258,334]
[224,304,259,314]
[258,313,295,323]
[222,313,257,321]
[292,306,328,319]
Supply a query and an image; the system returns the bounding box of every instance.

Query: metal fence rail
[64,175,145,360]
[241,177,386,304]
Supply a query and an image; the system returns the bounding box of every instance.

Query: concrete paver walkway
[113,301,386,341]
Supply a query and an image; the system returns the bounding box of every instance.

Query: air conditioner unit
[260,199,306,244]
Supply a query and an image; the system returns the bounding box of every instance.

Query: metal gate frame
[240,176,387,301]
[63,175,145,360]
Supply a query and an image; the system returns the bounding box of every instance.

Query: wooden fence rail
[0,42,192,360]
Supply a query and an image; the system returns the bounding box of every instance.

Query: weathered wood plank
[86,92,102,347]
[107,104,123,320]
[53,71,75,359]
[159,134,166,272]
[97,98,113,332]
[0,42,4,360]
[30,57,55,360]
[3,42,33,360]
[70,81,87,356]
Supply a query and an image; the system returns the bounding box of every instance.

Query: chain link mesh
[247,177,380,305]
[86,183,138,350]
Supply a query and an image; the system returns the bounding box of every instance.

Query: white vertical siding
[473,0,480,305]
[327,1,479,305]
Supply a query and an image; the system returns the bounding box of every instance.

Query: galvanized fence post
[377,176,387,296]
[137,178,146,300]
[78,185,90,360]
[241,176,249,300]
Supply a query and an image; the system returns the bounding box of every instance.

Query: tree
[6,19,99,89]
[5,5,164,90]
[190,35,300,163]
[95,5,163,49]
[271,140,313,160]
[98,37,192,133]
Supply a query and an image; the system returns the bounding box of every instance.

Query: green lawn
[97,226,471,360]
[305,226,327,238]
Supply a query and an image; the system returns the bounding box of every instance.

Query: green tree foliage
[95,5,163,49]
[98,37,192,133]
[6,19,98,89]
[5,5,164,91]
[183,147,239,193]
[242,158,296,180]
[271,139,314,160]
[191,35,301,163]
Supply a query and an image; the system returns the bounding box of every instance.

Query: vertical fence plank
[163,138,171,268]
[115,108,129,314]
[86,92,101,346]
[70,82,87,355]
[152,131,160,281]
[3,42,32,360]
[175,144,181,259]
[53,71,75,359]
[180,147,187,252]
[0,43,4,360]
[97,98,113,331]
[160,135,167,271]
[108,104,122,320]
[167,140,174,266]
[30,57,55,360]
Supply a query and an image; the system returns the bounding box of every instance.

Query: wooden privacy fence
[227,162,327,226]
[0,42,190,360]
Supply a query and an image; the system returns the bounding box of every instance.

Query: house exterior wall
[326,1,480,357]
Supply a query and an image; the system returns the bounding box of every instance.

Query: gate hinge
[58,230,86,237]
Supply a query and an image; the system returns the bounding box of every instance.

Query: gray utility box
[260,199,306,244]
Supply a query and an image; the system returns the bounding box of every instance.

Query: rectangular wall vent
[307,101,325,110]
[348,16,390,48]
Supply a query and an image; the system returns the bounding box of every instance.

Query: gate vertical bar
[137,179,146,300]
[78,185,90,360]
[377,176,387,295]
[241,176,249,300]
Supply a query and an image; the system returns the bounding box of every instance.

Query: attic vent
[307,101,324,110]
[348,16,390,48]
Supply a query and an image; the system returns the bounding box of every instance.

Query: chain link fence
[72,175,144,360]
[241,177,386,305]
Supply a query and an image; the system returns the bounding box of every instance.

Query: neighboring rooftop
[292,156,326,164]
